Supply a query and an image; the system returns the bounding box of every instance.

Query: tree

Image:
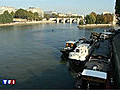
[0,11,13,24]
[0,14,3,24]
[27,11,34,21]
[90,12,97,23]
[85,14,96,24]
[34,12,39,21]
[96,14,104,24]
[44,14,50,20]
[103,14,113,24]
[91,12,97,18]
[51,13,59,18]
[79,19,84,25]
[85,15,90,24]
[90,14,96,24]
[15,9,29,19]
[14,9,42,21]
[10,11,15,18]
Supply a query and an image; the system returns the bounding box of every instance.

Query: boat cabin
[69,43,91,61]
[65,41,76,48]
[80,69,108,88]
[100,32,113,40]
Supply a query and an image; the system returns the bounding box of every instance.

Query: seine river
[0,23,112,89]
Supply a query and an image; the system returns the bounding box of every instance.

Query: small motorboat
[60,38,85,57]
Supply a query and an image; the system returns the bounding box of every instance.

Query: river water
[0,23,112,89]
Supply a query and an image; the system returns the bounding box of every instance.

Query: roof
[82,69,107,79]
[66,41,76,44]
[77,44,90,48]
[102,32,112,35]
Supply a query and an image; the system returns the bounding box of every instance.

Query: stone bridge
[49,18,82,24]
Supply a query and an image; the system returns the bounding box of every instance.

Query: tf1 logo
[2,79,16,85]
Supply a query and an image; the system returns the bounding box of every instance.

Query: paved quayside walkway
[112,31,120,88]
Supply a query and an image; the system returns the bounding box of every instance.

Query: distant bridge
[49,18,82,24]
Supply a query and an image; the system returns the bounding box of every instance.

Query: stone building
[0,6,16,14]
[27,7,44,18]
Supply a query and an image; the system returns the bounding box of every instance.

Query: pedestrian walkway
[112,32,120,88]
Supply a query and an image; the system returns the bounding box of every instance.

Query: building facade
[0,6,16,14]
[44,11,58,15]
[102,11,111,15]
[27,7,44,18]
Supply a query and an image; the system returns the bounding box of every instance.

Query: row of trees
[79,12,113,25]
[14,9,42,21]
[0,9,42,24]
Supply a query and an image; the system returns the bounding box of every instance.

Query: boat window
[66,43,74,47]
[98,56,103,59]
[76,49,79,52]
[71,44,74,47]
[66,43,69,47]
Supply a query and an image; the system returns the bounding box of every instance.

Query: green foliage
[27,11,34,21]
[0,8,43,24]
[44,14,50,20]
[96,14,104,24]
[79,18,84,25]
[10,11,15,18]
[15,9,29,19]
[85,14,96,24]
[85,12,113,24]
[14,9,41,21]
[0,11,13,24]
[51,13,59,18]
[91,12,97,18]
[103,14,113,24]
[33,12,40,21]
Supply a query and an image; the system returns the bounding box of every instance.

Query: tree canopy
[14,9,41,21]
[0,11,13,24]
[85,12,113,24]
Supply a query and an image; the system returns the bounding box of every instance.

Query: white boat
[60,38,86,57]
[69,39,97,62]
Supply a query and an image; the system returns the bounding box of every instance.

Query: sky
[0,0,116,15]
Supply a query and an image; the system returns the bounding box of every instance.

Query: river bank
[77,24,114,28]
[0,21,56,27]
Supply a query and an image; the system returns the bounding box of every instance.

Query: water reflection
[60,54,85,78]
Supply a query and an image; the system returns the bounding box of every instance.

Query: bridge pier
[63,18,66,23]
[57,18,59,23]
[77,18,80,24]
[70,18,73,24]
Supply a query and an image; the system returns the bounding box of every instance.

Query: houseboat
[76,39,112,89]
[68,39,98,62]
